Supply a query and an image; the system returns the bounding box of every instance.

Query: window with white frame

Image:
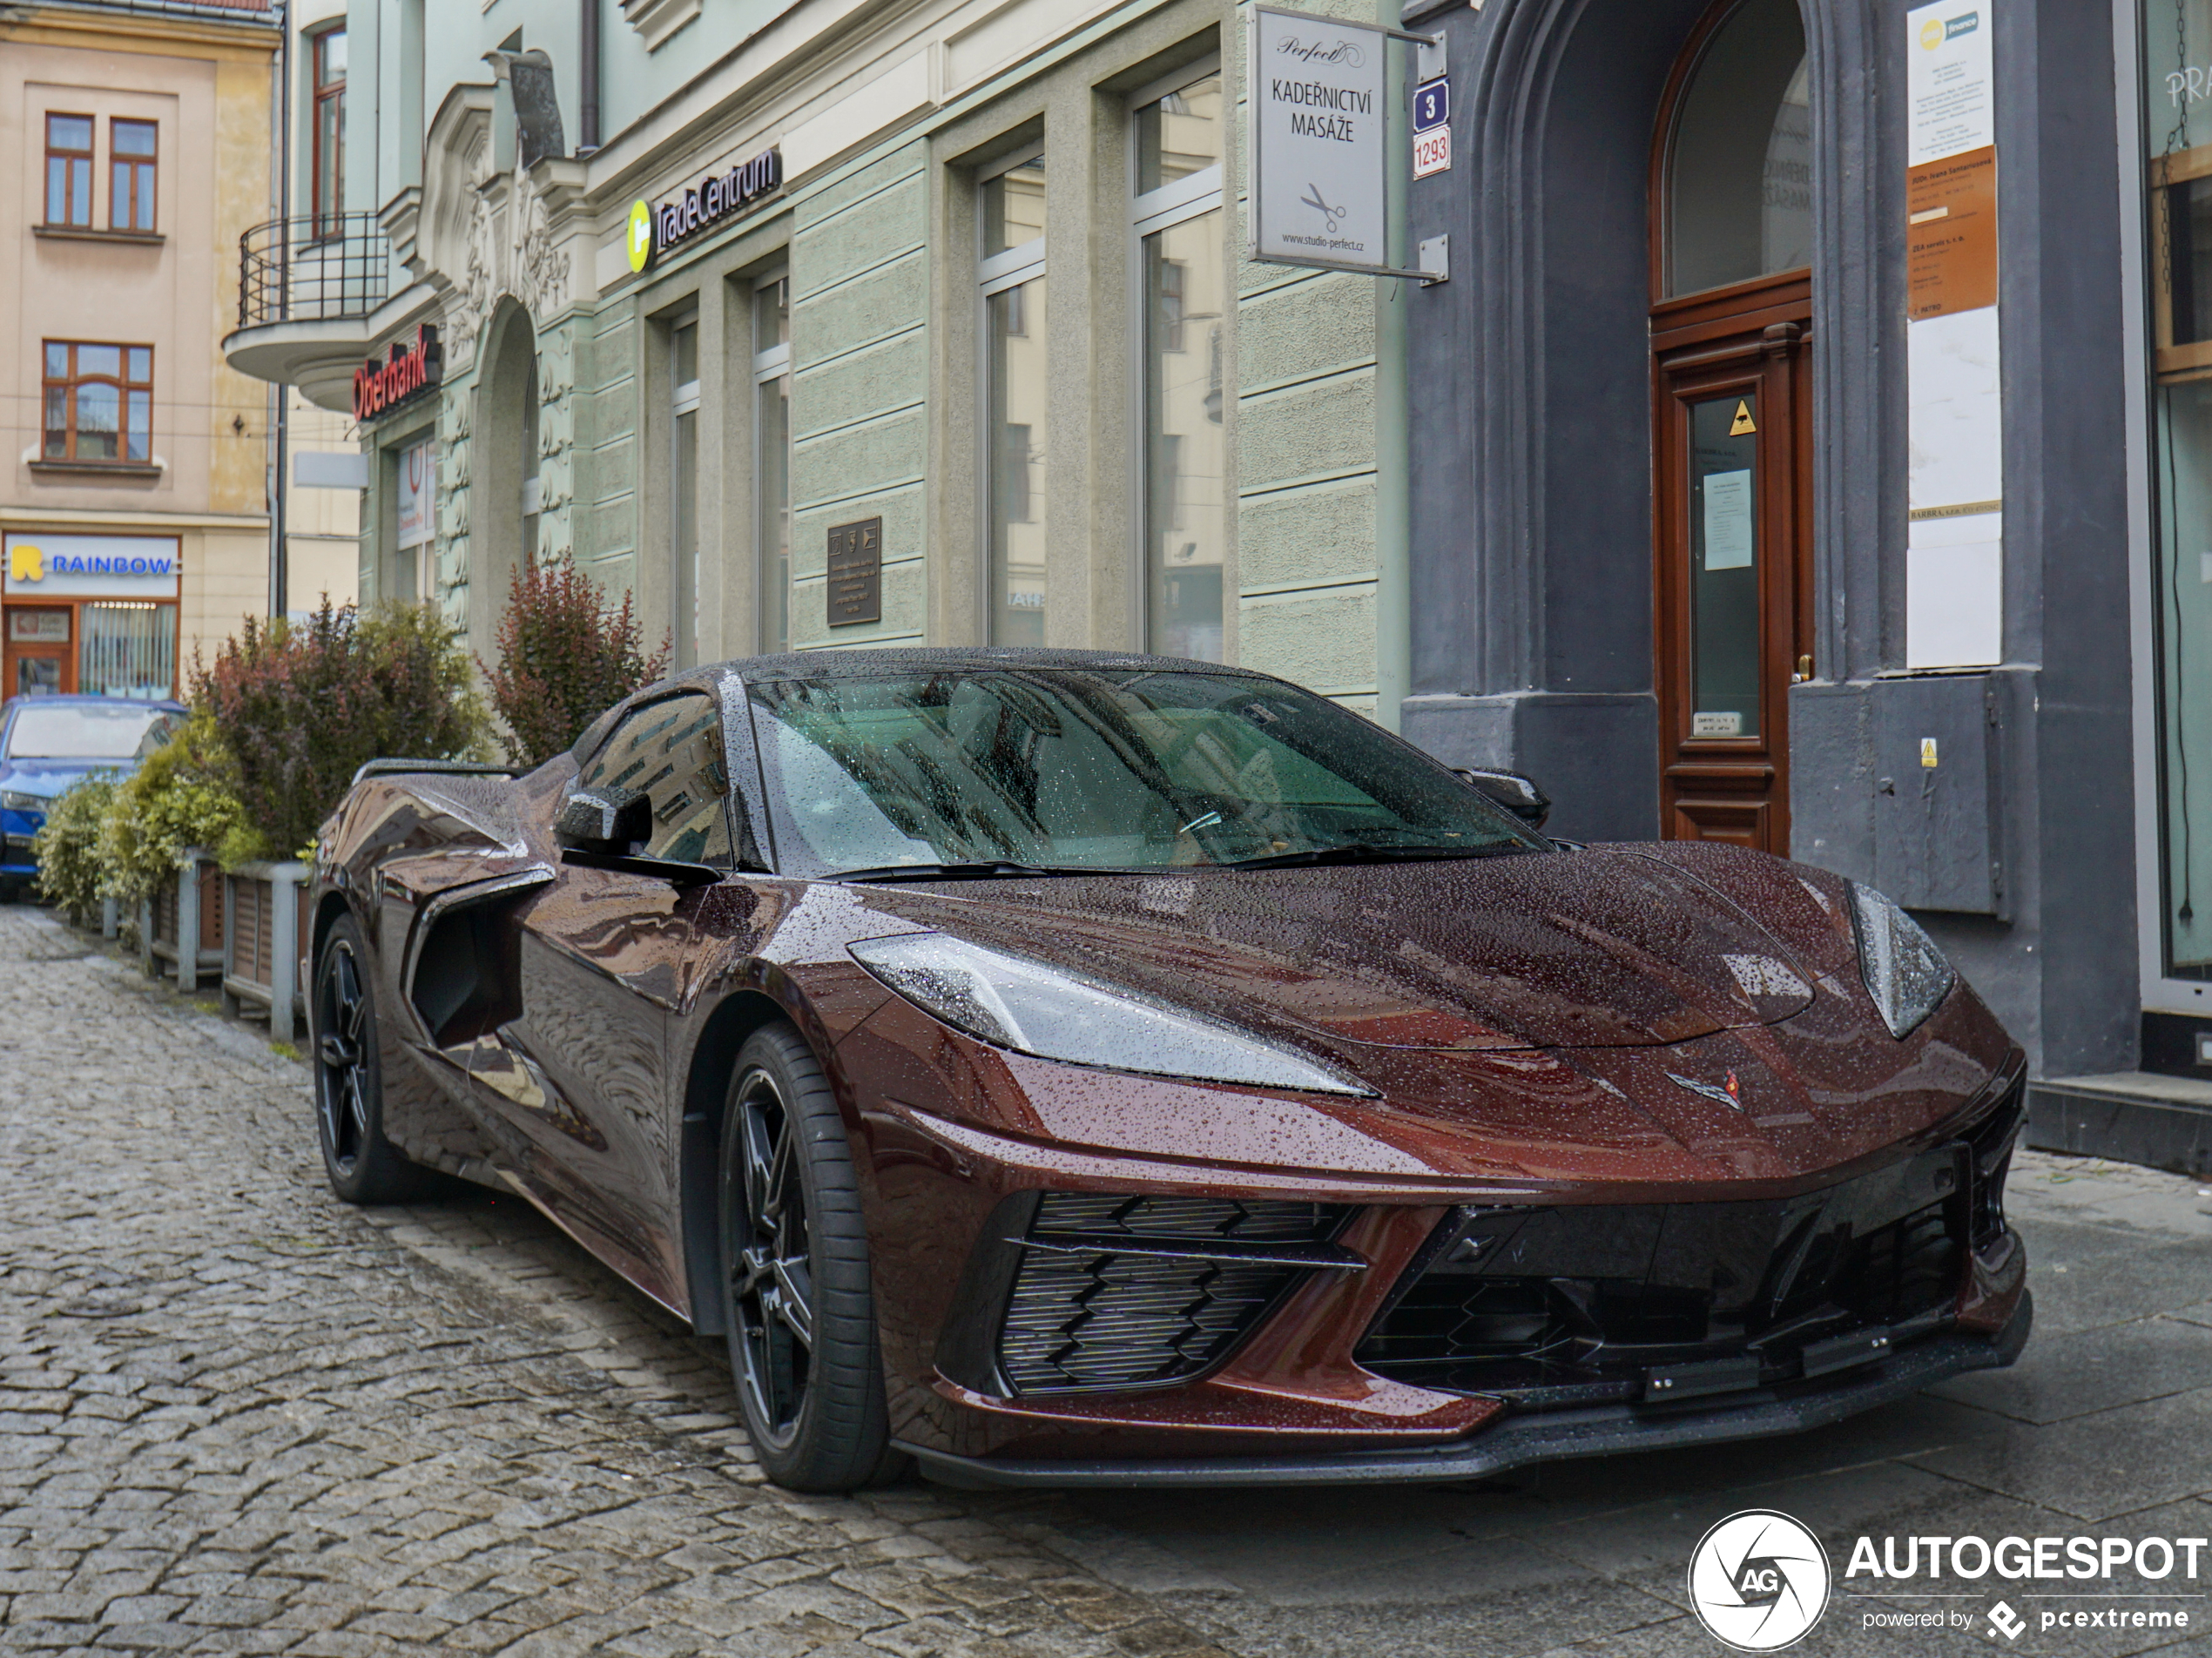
[752,273,792,654]
[1133,67,1225,663]
[672,313,701,667]
[980,147,1048,645]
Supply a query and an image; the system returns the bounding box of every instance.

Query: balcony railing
[237,212,389,330]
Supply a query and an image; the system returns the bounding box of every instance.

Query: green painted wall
[786,140,932,651]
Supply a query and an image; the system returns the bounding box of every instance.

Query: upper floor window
[980,147,1048,645]
[1134,67,1226,663]
[110,119,157,233]
[753,273,792,655]
[313,29,347,233]
[44,341,152,465]
[45,114,92,227]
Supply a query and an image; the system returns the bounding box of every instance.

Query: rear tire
[718,1023,905,1492]
[311,914,425,1204]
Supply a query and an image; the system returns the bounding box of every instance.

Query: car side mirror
[1455,768,1551,831]
[555,785,651,853]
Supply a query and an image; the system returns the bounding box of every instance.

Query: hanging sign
[630,147,783,273]
[1249,6,1440,280]
[354,325,443,423]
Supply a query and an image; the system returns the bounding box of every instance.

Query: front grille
[1357,1089,2023,1410]
[997,1196,1347,1394]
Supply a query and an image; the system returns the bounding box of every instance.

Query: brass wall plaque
[826,516,882,627]
[1906,145,1998,320]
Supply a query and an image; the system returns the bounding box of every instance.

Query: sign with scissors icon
[1249,5,1445,280]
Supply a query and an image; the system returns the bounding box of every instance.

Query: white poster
[1905,0,2002,669]
[1907,5,1994,166]
[396,440,435,551]
[1250,7,1389,270]
[1702,470,1755,570]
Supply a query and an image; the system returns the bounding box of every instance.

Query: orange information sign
[1906,144,1998,320]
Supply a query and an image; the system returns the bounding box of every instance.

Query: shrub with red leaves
[480,559,668,767]
[191,599,487,859]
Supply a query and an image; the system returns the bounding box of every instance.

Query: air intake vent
[997,1195,1350,1394]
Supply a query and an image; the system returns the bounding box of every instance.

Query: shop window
[1661,0,1810,297]
[45,114,93,227]
[312,29,347,234]
[752,273,792,654]
[672,314,700,667]
[2146,0,2212,975]
[1134,67,1225,664]
[981,148,1048,645]
[111,119,156,233]
[80,603,176,698]
[43,340,152,464]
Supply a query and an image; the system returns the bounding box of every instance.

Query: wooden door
[1652,278,1813,852]
[4,606,76,698]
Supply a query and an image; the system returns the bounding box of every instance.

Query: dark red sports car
[307,649,2029,1492]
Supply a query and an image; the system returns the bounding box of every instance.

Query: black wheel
[719,1024,904,1492]
[312,914,424,1204]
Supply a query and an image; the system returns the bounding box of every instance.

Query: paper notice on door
[1703,469,1755,570]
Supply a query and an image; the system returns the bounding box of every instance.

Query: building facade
[225,0,2212,1169]
[3,0,284,700]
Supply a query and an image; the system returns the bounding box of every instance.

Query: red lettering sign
[353,324,445,423]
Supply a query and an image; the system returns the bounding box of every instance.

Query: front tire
[311,914,424,1204]
[718,1024,902,1492]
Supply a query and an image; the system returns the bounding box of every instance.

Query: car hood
[842,847,1819,1052]
[0,759,132,800]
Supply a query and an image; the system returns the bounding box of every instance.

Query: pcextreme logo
[1688,1511,1831,1650]
[9,543,42,583]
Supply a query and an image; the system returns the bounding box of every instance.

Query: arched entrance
[1650,0,1814,852]
[471,299,540,660]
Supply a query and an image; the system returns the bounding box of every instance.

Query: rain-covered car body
[308,649,2028,1485]
[0,695,185,886]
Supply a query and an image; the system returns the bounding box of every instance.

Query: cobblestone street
[3,900,2209,1657]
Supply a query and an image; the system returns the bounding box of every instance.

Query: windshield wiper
[1224,842,1528,871]
[833,860,1118,883]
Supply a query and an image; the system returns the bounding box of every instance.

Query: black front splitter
[901,1296,2031,1490]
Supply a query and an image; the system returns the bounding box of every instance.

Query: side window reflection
[577,692,734,866]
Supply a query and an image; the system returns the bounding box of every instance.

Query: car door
[481,689,737,1306]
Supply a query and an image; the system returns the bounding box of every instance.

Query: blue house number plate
[1413,79,1449,133]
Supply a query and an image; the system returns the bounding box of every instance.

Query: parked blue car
[0,695,185,898]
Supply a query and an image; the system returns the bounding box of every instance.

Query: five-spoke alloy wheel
[718,1024,900,1491]
[311,914,422,1203]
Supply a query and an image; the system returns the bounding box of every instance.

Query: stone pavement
[3,899,2209,1656]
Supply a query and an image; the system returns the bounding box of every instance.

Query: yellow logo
[7,543,44,584]
[626,199,654,273]
[1919,17,1944,47]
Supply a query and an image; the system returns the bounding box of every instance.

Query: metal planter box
[140,850,224,990]
[220,862,312,1035]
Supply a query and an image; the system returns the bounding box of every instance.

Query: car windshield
[745,669,1546,877]
[4,702,174,761]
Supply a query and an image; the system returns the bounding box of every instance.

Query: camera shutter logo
[1687,1510,1831,1650]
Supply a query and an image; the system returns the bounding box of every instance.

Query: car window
[745,669,1544,875]
[577,691,733,866]
[4,701,173,760]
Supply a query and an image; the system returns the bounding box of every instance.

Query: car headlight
[0,791,44,813]
[849,933,1374,1095]
[1847,882,1956,1038]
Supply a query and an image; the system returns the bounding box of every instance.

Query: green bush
[96,714,249,905]
[30,775,120,920]
[481,558,668,768]
[190,598,488,859]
